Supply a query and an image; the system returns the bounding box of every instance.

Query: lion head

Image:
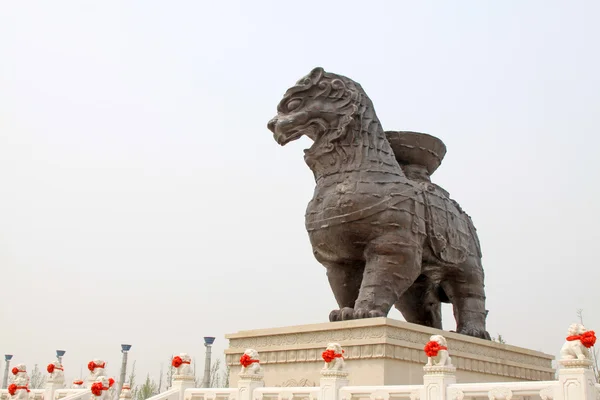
[243,349,260,361]
[267,67,383,163]
[325,343,343,355]
[567,323,587,336]
[429,334,447,347]
[179,353,191,364]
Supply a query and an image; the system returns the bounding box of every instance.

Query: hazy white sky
[1,0,599,386]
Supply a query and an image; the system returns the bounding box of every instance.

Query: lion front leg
[318,259,364,322]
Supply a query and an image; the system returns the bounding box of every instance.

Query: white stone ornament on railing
[423,335,455,373]
[172,353,194,380]
[46,361,65,385]
[321,343,347,377]
[72,379,85,389]
[90,376,114,400]
[119,384,132,400]
[559,323,597,367]
[86,360,107,388]
[8,364,30,400]
[239,349,262,378]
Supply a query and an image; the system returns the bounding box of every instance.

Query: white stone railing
[254,386,320,400]
[185,388,237,400]
[53,389,89,400]
[340,385,423,400]
[2,324,598,400]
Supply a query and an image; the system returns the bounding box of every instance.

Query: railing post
[237,349,264,400]
[44,361,65,400]
[319,343,348,400]
[555,359,596,400]
[421,335,455,400]
[554,323,597,400]
[171,354,195,400]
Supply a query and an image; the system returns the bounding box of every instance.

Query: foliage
[491,334,506,344]
[135,374,158,400]
[165,355,174,390]
[29,364,46,389]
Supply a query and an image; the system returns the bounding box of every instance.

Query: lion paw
[458,325,491,340]
[330,307,387,321]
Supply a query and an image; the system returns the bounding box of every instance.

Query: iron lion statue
[267,67,490,340]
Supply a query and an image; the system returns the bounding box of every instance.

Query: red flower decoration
[11,367,19,375]
[321,349,344,363]
[424,341,448,357]
[567,330,597,348]
[8,384,29,395]
[91,382,104,397]
[88,361,104,372]
[8,384,17,396]
[239,354,259,368]
[108,378,115,387]
[47,364,55,374]
[73,380,84,385]
[172,356,183,368]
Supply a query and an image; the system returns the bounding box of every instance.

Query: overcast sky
[1,0,599,387]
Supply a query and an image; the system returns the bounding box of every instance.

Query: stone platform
[225,318,555,387]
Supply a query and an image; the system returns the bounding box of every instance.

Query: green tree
[135,374,158,400]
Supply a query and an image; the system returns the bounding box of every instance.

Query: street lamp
[117,345,132,398]
[56,350,66,364]
[2,355,13,389]
[201,337,215,388]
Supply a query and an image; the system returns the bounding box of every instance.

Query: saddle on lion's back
[386,131,482,265]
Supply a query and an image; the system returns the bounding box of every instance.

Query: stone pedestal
[555,359,597,400]
[225,318,555,387]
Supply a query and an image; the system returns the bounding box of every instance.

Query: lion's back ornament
[268,67,491,340]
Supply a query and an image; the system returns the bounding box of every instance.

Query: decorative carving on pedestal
[276,378,316,387]
[72,380,84,389]
[239,349,262,379]
[172,353,193,380]
[90,377,114,400]
[47,361,65,384]
[539,386,554,400]
[559,323,596,363]
[487,387,513,400]
[8,364,30,400]
[86,360,107,388]
[447,388,464,400]
[321,343,347,377]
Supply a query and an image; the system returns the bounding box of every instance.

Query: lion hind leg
[395,274,443,329]
[351,237,422,320]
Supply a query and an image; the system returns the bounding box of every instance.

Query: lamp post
[201,337,215,388]
[56,350,66,364]
[117,345,132,398]
[2,355,13,389]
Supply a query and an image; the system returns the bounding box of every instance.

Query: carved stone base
[225,318,555,387]
[558,358,593,369]
[320,370,349,379]
[423,365,457,375]
[238,373,264,382]
[172,375,195,382]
